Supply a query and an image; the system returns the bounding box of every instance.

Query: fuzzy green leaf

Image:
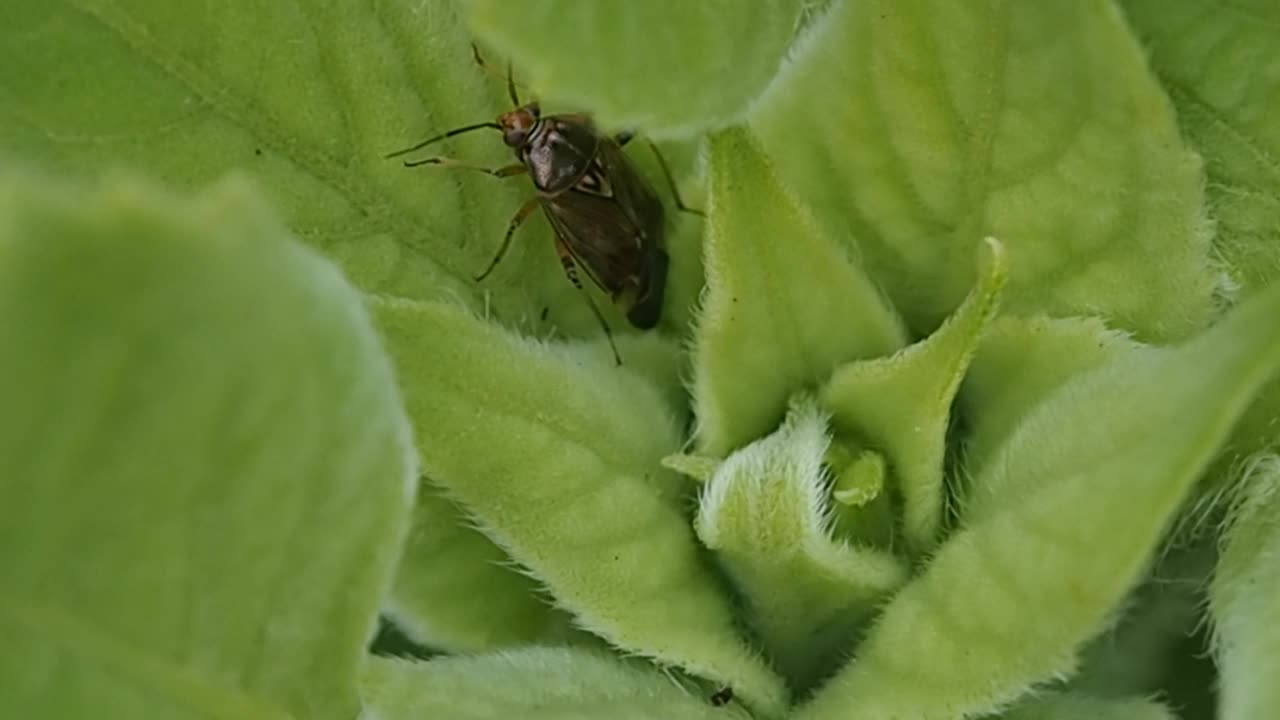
[822,238,1006,551]
[960,314,1141,477]
[754,0,1216,341]
[1211,456,1280,720]
[385,481,581,653]
[1120,0,1280,296]
[796,279,1280,720]
[1120,0,1280,462]
[469,1,804,136]
[360,649,753,720]
[0,0,695,336]
[0,173,415,720]
[693,125,906,457]
[372,299,786,716]
[997,692,1175,720]
[826,446,895,546]
[0,1,479,304]
[1068,543,1215,701]
[695,398,909,689]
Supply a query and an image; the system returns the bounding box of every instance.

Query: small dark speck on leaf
[710,687,733,706]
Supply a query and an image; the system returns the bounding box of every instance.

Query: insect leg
[647,140,706,217]
[401,157,528,180]
[475,196,540,282]
[554,238,622,366]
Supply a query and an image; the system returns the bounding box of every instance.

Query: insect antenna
[506,58,519,106]
[384,121,501,160]
[470,43,522,106]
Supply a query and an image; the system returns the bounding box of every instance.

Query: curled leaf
[696,398,908,689]
[797,279,1280,720]
[693,125,906,457]
[822,238,1007,551]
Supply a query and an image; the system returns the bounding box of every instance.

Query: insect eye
[502,127,527,147]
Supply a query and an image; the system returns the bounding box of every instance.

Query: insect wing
[592,138,664,240]
[540,188,641,298]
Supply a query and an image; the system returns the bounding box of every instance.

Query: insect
[386,46,701,364]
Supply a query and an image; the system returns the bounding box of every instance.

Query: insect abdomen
[625,249,669,329]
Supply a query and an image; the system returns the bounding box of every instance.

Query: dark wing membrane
[540,190,646,297]
[593,138,664,241]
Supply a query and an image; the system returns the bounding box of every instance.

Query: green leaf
[1119,0,1280,297]
[1068,543,1215,700]
[1119,0,1280,463]
[469,1,805,136]
[826,446,895,546]
[360,649,754,720]
[695,398,909,690]
[997,692,1175,720]
[371,298,787,717]
[385,480,582,653]
[1211,456,1280,720]
[0,173,415,719]
[753,0,1217,342]
[693,125,906,457]
[0,0,672,335]
[0,1,453,301]
[821,238,1006,551]
[959,314,1141,477]
[795,279,1280,720]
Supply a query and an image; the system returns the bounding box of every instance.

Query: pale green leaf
[959,314,1141,478]
[663,453,722,484]
[1069,542,1214,700]
[371,298,786,716]
[1119,0,1280,296]
[0,0,473,304]
[469,1,805,136]
[1119,0,1280,464]
[0,0,699,337]
[754,0,1216,342]
[695,398,909,689]
[831,449,885,508]
[826,446,894,546]
[795,279,1280,720]
[997,692,1175,720]
[385,481,582,653]
[693,125,907,457]
[359,649,753,720]
[0,173,415,720]
[822,238,1007,551]
[1212,455,1280,720]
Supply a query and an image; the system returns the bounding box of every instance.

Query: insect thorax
[521,118,601,194]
